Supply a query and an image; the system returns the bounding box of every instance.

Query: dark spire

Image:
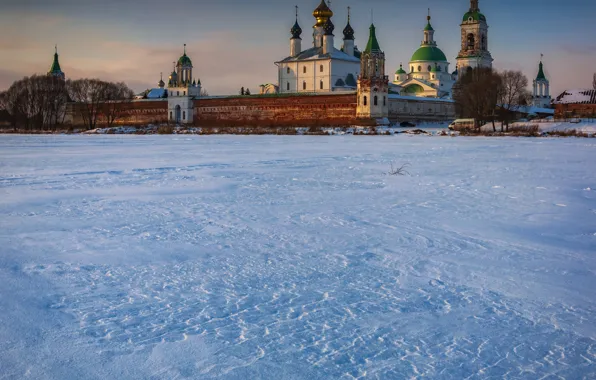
[323,16,335,36]
[470,0,479,11]
[536,54,547,81]
[343,6,354,40]
[291,5,302,39]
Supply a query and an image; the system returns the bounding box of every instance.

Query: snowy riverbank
[1,135,595,379]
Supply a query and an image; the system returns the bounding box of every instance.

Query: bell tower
[456,0,493,73]
[357,24,389,121]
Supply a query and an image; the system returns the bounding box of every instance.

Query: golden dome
[313,0,333,27]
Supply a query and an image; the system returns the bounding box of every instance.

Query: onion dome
[395,63,407,75]
[323,17,334,36]
[343,9,354,40]
[463,1,486,22]
[291,19,302,39]
[158,73,165,88]
[313,0,333,27]
[177,44,192,66]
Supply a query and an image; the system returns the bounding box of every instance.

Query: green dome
[178,53,192,66]
[395,63,406,74]
[410,46,447,62]
[463,11,486,22]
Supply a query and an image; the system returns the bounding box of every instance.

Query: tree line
[453,68,538,132]
[0,76,134,131]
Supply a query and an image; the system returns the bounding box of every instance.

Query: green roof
[424,21,434,31]
[364,24,381,53]
[463,11,486,22]
[410,46,447,62]
[178,53,192,66]
[395,64,406,74]
[536,61,546,81]
[49,51,62,74]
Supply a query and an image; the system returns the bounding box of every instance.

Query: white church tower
[167,45,201,124]
[456,0,493,73]
[532,56,551,108]
[357,24,389,121]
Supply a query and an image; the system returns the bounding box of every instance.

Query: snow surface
[1,135,595,379]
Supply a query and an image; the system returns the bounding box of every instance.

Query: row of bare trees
[0,76,134,131]
[453,68,534,132]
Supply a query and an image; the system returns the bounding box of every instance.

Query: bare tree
[67,79,107,130]
[498,70,531,132]
[200,88,209,97]
[593,73,596,90]
[453,67,502,130]
[102,82,134,128]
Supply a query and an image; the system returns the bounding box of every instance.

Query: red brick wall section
[67,100,168,127]
[555,103,596,119]
[194,94,359,126]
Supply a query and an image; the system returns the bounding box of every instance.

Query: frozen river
[1,135,595,379]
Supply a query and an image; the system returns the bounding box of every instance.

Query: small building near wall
[388,94,455,122]
[554,89,596,119]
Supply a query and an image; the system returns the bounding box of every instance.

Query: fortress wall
[66,100,168,127]
[388,97,456,122]
[193,94,359,126]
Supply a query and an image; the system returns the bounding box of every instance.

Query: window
[481,35,486,50]
[363,96,367,106]
[467,34,475,50]
[303,66,307,74]
[411,66,414,72]
[287,67,290,74]
[383,96,386,106]
[177,91,180,96]
[183,111,186,120]
[358,96,360,106]
[374,96,378,106]
[169,111,172,120]
[320,80,323,90]
[418,66,422,72]
[183,91,186,96]
[287,82,290,91]
[320,65,323,73]
[428,65,432,72]
[432,75,435,79]
[303,81,306,90]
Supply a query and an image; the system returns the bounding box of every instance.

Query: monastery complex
[54,0,560,127]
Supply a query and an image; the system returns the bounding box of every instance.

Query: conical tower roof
[48,45,63,75]
[536,60,547,81]
[364,24,381,53]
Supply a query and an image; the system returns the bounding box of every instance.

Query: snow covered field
[1,135,595,379]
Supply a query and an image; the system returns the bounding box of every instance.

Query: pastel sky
[1,0,595,96]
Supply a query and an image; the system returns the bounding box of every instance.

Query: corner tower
[48,45,65,80]
[357,24,389,120]
[532,55,551,108]
[456,0,493,73]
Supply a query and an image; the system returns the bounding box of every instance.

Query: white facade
[455,0,493,73]
[393,13,455,98]
[166,46,202,124]
[276,1,360,94]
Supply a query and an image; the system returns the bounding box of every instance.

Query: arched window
[374,96,378,106]
[320,80,323,90]
[303,66,307,74]
[287,82,290,91]
[169,111,172,120]
[358,96,360,106]
[303,81,306,90]
[182,111,186,120]
[481,35,486,50]
[177,91,180,96]
[183,91,186,96]
[428,65,432,72]
[363,96,367,106]
[432,75,435,79]
[411,66,414,72]
[287,67,290,74]
[467,33,475,50]
[418,65,422,72]
[383,96,386,106]
[320,65,324,73]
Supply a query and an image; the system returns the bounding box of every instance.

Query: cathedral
[275,1,361,94]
